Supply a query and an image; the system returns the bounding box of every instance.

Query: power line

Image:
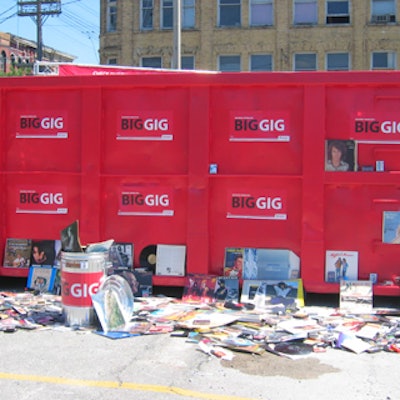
[17,0,62,61]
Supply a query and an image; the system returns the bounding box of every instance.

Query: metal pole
[172,0,181,69]
[37,0,43,61]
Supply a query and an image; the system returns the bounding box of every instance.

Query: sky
[0,0,100,65]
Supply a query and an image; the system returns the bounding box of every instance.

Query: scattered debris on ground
[1,291,400,361]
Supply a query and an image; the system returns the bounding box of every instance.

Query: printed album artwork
[339,280,373,313]
[155,244,186,276]
[240,279,304,308]
[325,140,356,172]
[325,250,358,283]
[109,242,134,269]
[242,248,300,281]
[182,274,239,303]
[382,211,400,244]
[223,247,244,279]
[27,265,57,293]
[30,239,61,268]
[3,238,32,268]
[60,220,83,252]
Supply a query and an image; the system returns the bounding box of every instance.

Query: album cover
[325,250,358,282]
[325,139,356,172]
[60,220,83,252]
[30,239,59,268]
[339,280,373,314]
[3,238,32,268]
[155,244,186,276]
[213,277,239,302]
[26,265,56,293]
[382,211,400,244]
[242,248,300,281]
[240,279,304,308]
[223,248,244,279]
[133,267,153,297]
[182,274,218,304]
[109,242,134,269]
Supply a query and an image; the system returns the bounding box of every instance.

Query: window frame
[370,0,396,23]
[141,0,154,30]
[181,55,195,70]
[326,52,350,70]
[141,56,163,68]
[294,53,317,71]
[293,0,318,25]
[218,54,241,71]
[183,0,196,29]
[161,0,173,29]
[250,54,273,71]
[218,0,242,28]
[326,0,350,24]
[371,51,396,69]
[249,0,273,27]
[106,0,117,32]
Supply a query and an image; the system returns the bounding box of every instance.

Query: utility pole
[172,0,181,69]
[17,0,61,61]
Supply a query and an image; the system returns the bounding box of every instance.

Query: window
[1,51,6,73]
[219,0,241,27]
[107,0,117,32]
[326,53,349,70]
[294,0,317,24]
[326,0,349,24]
[250,54,273,71]
[107,58,117,65]
[250,0,273,26]
[181,56,195,69]
[294,53,317,70]
[141,56,162,68]
[372,52,396,69]
[371,0,396,23]
[183,0,196,28]
[219,55,241,71]
[141,0,154,30]
[161,0,173,29]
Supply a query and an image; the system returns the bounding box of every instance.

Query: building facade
[0,32,75,74]
[100,0,400,71]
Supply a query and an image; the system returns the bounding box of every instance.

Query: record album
[274,342,313,356]
[139,245,157,270]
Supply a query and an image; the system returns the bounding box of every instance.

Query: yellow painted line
[0,372,260,400]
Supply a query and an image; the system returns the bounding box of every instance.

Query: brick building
[100,0,400,71]
[0,31,75,74]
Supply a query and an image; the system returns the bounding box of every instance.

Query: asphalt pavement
[0,276,399,400]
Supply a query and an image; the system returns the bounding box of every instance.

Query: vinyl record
[274,342,313,356]
[139,245,157,270]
